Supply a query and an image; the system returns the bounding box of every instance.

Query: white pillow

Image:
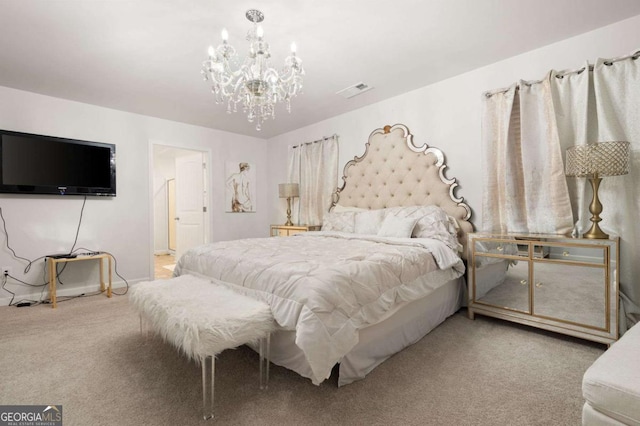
[354,209,385,235]
[322,211,356,233]
[377,216,418,238]
[332,204,367,213]
[384,205,460,250]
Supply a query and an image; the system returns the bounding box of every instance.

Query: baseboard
[0,278,147,307]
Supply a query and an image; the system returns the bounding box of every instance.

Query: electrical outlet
[2,267,10,276]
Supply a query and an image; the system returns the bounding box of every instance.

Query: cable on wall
[0,197,129,306]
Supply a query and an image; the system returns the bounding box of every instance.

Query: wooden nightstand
[270,224,321,237]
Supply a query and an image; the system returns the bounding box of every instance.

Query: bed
[174,124,474,386]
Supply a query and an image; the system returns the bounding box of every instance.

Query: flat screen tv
[0,129,116,196]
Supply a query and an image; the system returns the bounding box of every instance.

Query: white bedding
[174,231,464,384]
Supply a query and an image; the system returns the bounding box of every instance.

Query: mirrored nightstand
[468,233,619,345]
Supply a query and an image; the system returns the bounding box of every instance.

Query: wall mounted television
[0,129,116,196]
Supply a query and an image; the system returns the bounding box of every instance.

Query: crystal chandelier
[201,9,304,131]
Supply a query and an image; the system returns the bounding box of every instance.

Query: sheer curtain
[287,136,338,226]
[482,49,640,332]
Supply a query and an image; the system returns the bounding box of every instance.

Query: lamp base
[284,197,293,226]
[583,223,609,239]
[583,176,609,239]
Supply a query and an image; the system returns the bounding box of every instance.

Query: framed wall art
[225,161,256,212]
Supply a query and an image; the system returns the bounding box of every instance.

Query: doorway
[152,145,209,279]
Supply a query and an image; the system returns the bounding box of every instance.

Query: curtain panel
[591,55,640,331]
[482,76,574,235]
[482,49,640,332]
[287,136,339,226]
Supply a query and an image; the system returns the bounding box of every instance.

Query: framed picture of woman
[225,161,256,212]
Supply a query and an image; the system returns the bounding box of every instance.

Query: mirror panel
[533,262,606,329]
[474,258,530,313]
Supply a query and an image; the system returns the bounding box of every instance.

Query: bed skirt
[249,276,464,386]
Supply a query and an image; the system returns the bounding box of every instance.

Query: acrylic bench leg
[139,315,150,340]
[202,355,215,420]
[259,333,271,390]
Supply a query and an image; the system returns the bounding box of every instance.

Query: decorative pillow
[377,216,418,238]
[332,204,367,213]
[322,211,356,233]
[354,209,385,235]
[384,205,460,250]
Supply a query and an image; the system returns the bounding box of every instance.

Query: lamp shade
[565,141,630,177]
[278,183,299,198]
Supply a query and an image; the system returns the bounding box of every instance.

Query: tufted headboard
[331,124,474,257]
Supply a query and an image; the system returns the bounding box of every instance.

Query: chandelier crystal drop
[201,9,304,131]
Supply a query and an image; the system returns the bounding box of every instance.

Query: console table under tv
[46,253,113,308]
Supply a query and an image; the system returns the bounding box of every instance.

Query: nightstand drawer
[270,225,321,237]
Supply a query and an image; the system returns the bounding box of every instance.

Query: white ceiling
[1,0,639,139]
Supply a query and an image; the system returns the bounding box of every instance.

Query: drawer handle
[535,282,543,287]
[520,279,527,285]
[563,251,569,257]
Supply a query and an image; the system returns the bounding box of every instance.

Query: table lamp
[565,141,630,239]
[278,183,299,226]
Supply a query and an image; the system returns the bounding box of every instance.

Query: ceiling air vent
[336,82,373,99]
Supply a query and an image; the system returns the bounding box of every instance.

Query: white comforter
[174,231,464,384]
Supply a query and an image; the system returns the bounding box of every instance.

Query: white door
[175,152,205,260]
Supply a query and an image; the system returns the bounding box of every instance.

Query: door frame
[148,140,212,280]
[167,178,176,252]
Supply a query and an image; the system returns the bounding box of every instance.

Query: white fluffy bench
[129,274,275,420]
[582,322,640,425]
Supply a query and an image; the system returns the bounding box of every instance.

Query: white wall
[0,86,268,305]
[152,150,175,254]
[266,15,640,229]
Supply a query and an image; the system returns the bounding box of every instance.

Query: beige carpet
[0,294,604,425]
